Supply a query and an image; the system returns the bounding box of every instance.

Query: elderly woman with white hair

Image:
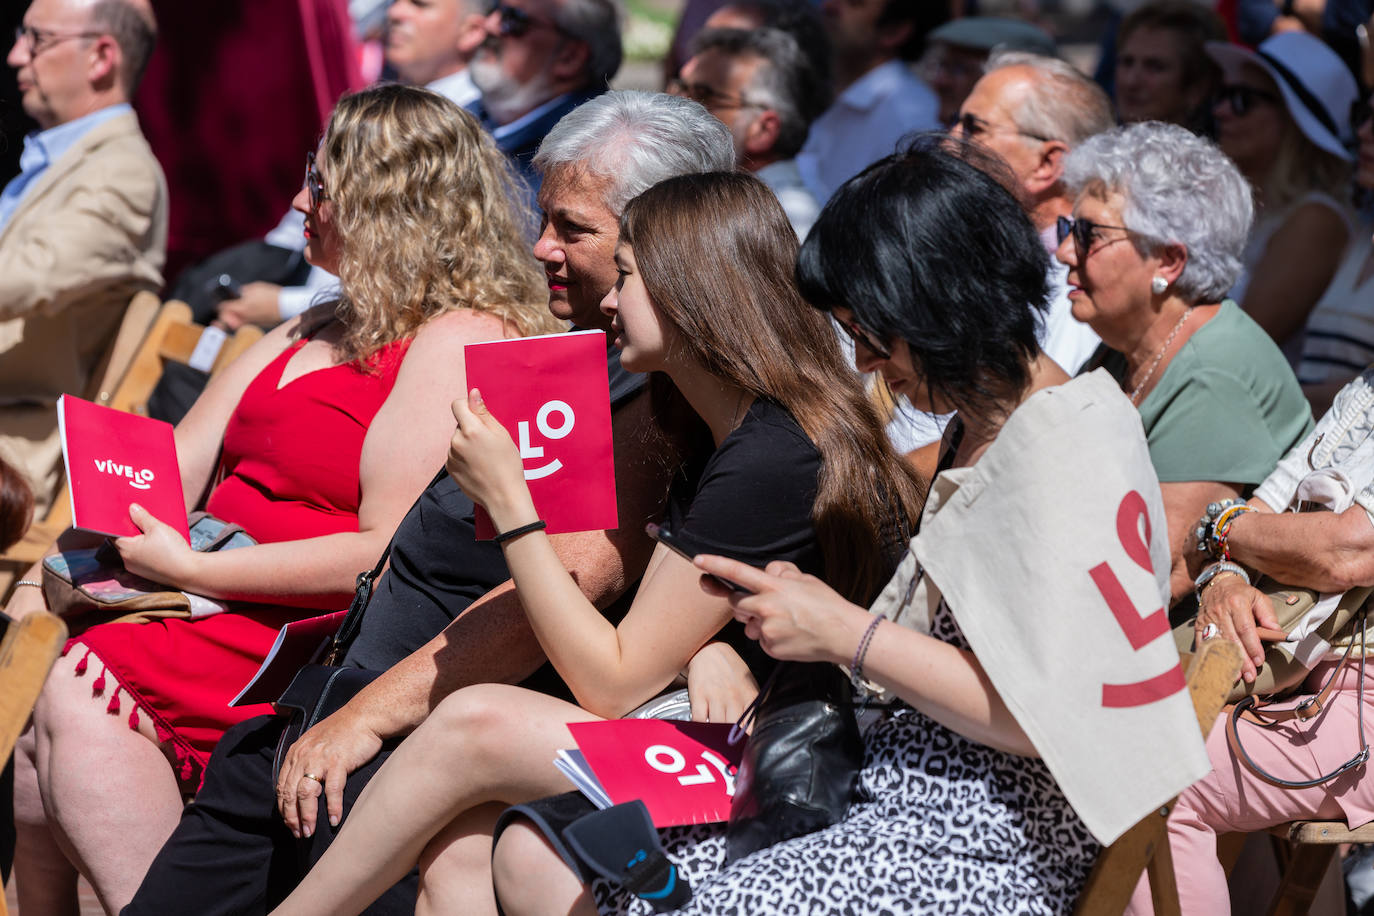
[1057,121,1312,608]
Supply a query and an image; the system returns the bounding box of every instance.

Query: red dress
[66,335,410,787]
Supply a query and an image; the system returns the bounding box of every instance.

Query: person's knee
[424,685,518,756]
[492,819,587,916]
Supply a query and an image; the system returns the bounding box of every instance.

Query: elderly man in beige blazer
[0,0,166,517]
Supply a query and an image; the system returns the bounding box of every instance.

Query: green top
[1098,300,1313,485]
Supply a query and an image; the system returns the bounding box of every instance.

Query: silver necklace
[1130,308,1190,405]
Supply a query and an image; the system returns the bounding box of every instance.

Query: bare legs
[13,728,80,916]
[491,819,596,916]
[269,683,603,916]
[16,643,187,914]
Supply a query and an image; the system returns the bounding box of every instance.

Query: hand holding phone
[645,523,754,595]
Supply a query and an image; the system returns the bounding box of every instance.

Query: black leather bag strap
[322,468,445,664]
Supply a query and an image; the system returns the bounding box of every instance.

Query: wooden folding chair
[1073,638,1245,916]
[0,302,263,598]
[0,611,68,916]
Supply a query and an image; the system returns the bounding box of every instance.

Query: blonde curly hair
[316,84,560,364]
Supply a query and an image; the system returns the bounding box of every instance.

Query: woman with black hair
[492,138,1201,915]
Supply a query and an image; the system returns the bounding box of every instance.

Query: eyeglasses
[304,151,329,211]
[953,111,1053,143]
[666,78,763,112]
[1214,84,1280,118]
[13,24,102,57]
[486,0,564,37]
[1056,215,1142,256]
[836,317,892,361]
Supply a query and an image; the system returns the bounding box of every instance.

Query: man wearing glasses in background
[670,27,827,239]
[469,0,619,192]
[0,0,165,518]
[951,50,1115,380]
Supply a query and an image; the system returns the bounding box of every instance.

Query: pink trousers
[1126,659,1374,915]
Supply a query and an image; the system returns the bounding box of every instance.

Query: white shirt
[1038,224,1101,375]
[795,60,939,205]
[755,158,820,241]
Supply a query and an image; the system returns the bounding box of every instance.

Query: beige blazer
[0,109,168,514]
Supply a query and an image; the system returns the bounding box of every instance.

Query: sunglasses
[1214,84,1280,118]
[486,0,564,37]
[836,318,892,361]
[1056,215,1140,255]
[953,111,1053,143]
[304,150,328,212]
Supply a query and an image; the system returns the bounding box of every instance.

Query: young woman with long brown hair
[265,170,926,916]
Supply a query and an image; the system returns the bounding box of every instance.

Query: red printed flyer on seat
[463,329,616,538]
[566,719,744,827]
[58,395,189,541]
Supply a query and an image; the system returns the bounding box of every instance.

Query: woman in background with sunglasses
[6,84,558,915]
[1058,121,1311,608]
[1204,32,1357,360]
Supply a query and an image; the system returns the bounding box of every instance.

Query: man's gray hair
[985,50,1113,147]
[90,0,157,95]
[534,91,736,213]
[1063,121,1253,303]
[690,27,829,159]
[556,0,623,87]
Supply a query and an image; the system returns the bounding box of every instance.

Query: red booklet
[58,395,189,541]
[230,610,349,706]
[463,330,617,538]
[559,719,745,827]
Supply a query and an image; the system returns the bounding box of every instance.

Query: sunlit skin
[1053,190,1163,343]
[531,169,620,330]
[7,0,124,129]
[384,0,484,85]
[950,67,1043,184]
[599,243,677,373]
[292,151,341,277]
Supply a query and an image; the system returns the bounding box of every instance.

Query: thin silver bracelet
[14,579,43,590]
[1194,561,1249,599]
[850,616,884,692]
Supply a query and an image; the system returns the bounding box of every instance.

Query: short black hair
[796,133,1050,424]
[879,0,949,62]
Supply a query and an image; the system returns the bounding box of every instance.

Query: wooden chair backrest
[0,612,67,762]
[86,289,161,408]
[1072,638,1244,916]
[109,299,263,416]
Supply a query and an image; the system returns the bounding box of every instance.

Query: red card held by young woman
[463,329,616,538]
[58,394,189,541]
[563,719,744,827]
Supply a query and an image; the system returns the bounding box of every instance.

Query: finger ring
[302,772,323,784]
[1200,623,1221,641]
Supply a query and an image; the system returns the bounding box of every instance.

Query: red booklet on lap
[230,610,349,706]
[558,720,744,827]
[58,394,189,541]
[463,330,617,538]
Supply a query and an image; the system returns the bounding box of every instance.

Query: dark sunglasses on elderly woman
[304,151,328,212]
[486,0,564,36]
[1056,215,1139,256]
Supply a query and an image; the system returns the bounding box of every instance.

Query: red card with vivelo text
[463,329,616,538]
[566,719,744,827]
[58,394,189,541]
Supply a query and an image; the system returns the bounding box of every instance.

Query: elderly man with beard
[468,0,621,192]
[119,91,735,916]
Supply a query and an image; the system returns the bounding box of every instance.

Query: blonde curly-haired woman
[6,84,561,915]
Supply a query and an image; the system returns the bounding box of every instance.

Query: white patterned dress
[593,598,1100,915]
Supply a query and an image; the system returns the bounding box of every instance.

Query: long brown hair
[0,456,33,552]
[620,171,926,604]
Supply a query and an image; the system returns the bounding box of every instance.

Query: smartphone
[645,522,754,594]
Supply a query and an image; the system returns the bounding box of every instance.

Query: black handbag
[270,541,391,783]
[724,661,863,862]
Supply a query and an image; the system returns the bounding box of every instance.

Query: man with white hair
[952,50,1116,376]
[123,91,735,916]
[672,27,827,238]
[0,0,165,516]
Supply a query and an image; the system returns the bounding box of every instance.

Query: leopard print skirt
[594,607,1100,915]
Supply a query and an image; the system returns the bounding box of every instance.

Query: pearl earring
[1151,276,1168,296]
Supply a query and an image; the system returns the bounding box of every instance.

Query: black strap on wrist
[494,519,547,545]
